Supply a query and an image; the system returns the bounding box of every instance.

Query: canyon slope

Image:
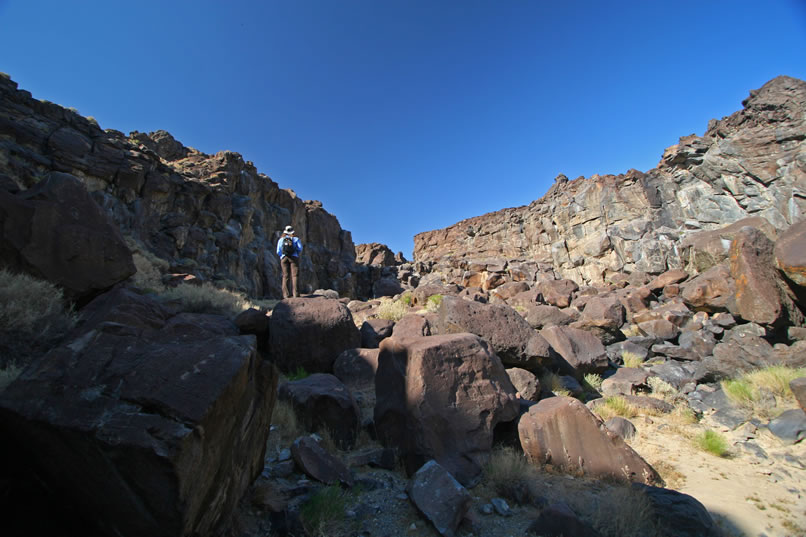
[413,75,805,287]
[0,73,357,298]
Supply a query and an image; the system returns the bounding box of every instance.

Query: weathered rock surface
[360,318,395,348]
[518,397,661,485]
[332,348,380,390]
[506,367,541,401]
[0,286,278,537]
[290,435,354,486]
[355,242,398,267]
[374,333,519,487]
[540,325,609,376]
[413,76,806,291]
[774,219,806,300]
[278,374,360,448]
[0,172,135,304]
[0,75,357,299]
[792,377,806,411]
[729,226,803,326]
[268,297,360,373]
[408,460,471,537]
[634,484,722,537]
[436,296,554,369]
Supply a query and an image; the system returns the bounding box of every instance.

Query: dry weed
[376,297,408,321]
[594,396,639,420]
[483,446,541,505]
[160,282,249,317]
[621,351,644,368]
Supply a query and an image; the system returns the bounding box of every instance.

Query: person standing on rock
[276,225,303,298]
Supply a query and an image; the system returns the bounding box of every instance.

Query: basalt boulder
[0,172,135,304]
[0,286,278,537]
[374,333,519,487]
[436,295,554,370]
[518,397,661,485]
[269,297,360,374]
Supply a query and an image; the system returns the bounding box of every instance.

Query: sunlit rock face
[413,75,806,287]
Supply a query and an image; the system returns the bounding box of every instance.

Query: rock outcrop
[0,75,356,298]
[0,286,278,536]
[413,76,806,288]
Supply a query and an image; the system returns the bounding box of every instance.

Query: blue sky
[1,1,805,258]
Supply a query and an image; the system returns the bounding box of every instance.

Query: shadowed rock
[291,435,353,486]
[269,297,360,374]
[0,286,277,537]
[333,348,379,390]
[360,318,395,348]
[0,172,135,304]
[632,484,722,537]
[374,333,519,487]
[408,460,471,537]
[279,373,360,449]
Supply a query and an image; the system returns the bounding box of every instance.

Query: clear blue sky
[2,1,805,258]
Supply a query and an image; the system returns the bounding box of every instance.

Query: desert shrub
[265,399,303,456]
[695,429,729,457]
[86,116,99,127]
[595,396,639,420]
[425,294,443,313]
[160,282,248,317]
[399,291,413,306]
[0,269,76,370]
[0,72,11,80]
[668,402,698,426]
[583,372,603,391]
[286,366,309,381]
[539,371,571,397]
[300,485,349,536]
[648,376,677,399]
[721,365,806,417]
[124,237,170,292]
[376,297,407,321]
[483,446,540,505]
[581,484,660,537]
[621,351,644,368]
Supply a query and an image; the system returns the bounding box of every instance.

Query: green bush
[721,365,806,418]
[583,372,603,391]
[286,366,309,381]
[695,429,729,457]
[400,291,413,306]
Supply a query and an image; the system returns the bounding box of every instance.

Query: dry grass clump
[0,269,77,375]
[721,365,806,418]
[583,372,604,391]
[594,396,640,420]
[265,399,304,457]
[647,459,686,489]
[160,282,249,317]
[376,297,408,321]
[621,351,644,368]
[539,371,572,397]
[578,485,660,537]
[124,236,170,292]
[424,293,443,313]
[647,376,678,400]
[483,446,541,505]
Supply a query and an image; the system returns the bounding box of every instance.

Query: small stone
[490,497,512,516]
[396,493,408,501]
[479,503,494,515]
[278,448,292,461]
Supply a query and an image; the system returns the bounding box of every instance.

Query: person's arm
[295,237,303,256]
[276,238,283,257]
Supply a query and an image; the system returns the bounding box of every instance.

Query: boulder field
[0,72,804,536]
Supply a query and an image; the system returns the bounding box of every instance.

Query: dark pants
[281,255,299,298]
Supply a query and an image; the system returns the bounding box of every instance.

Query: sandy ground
[631,415,806,537]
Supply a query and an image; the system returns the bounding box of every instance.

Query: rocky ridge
[0,73,357,299]
[412,75,806,289]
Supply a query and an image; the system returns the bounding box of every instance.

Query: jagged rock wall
[0,74,357,298]
[413,75,806,286]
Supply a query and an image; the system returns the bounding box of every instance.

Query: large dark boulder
[540,325,609,376]
[632,484,722,537]
[436,295,554,369]
[518,396,661,485]
[0,286,278,537]
[278,373,361,449]
[0,172,135,304]
[374,333,519,487]
[269,297,360,373]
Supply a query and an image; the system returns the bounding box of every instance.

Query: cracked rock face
[0,75,357,299]
[413,76,806,288]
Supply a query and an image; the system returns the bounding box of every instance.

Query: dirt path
[631,417,806,537]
